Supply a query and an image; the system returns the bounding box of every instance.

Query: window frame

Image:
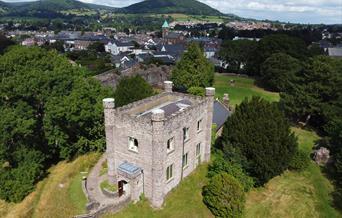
[166,164,174,181]
[182,152,189,169]
[183,127,190,142]
[128,136,139,152]
[167,137,175,154]
[197,119,203,132]
[196,143,201,157]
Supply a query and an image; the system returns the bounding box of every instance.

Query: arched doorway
[118,180,128,197]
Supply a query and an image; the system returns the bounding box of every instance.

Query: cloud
[3,0,342,24]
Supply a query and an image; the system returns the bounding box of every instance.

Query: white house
[105,41,135,55]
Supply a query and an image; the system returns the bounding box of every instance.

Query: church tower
[162,20,169,39]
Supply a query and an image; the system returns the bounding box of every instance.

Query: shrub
[208,155,254,191]
[289,149,310,171]
[203,173,245,218]
[187,86,205,96]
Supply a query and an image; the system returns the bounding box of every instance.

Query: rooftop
[162,20,169,28]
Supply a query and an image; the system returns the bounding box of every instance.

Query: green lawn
[101,180,118,192]
[103,164,213,218]
[214,74,280,106]
[245,128,341,218]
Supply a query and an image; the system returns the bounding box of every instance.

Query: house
[21,38,36,46]
[155,44,186,60]
[105,40,135,55]
[103,81,215,207]
[328,47,342,58]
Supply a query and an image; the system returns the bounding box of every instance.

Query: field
[214,74,280,106]
[165,13,226,23]
[245,128,341,218]
[0,153,100,218]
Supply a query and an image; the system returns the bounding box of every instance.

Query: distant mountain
[0,0,116,17]
[121,0,223,16]
[0,0,224,18]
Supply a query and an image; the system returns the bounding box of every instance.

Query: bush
[187,86,205,96]
[203,173,245,218]
[289,149,310,171]
[208,155,254,191]
[114,75,154,107]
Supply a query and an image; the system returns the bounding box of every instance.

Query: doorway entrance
[118,180,127,197]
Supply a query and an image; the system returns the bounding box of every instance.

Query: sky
[3,0,342,24]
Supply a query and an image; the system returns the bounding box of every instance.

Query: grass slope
[103,164,213,218]
[0,153,100,218]
[214,74,280,106]
[245,128,341,218]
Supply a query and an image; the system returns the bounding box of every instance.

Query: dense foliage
[260,53,302,92]
[289,150,310,171]
[0,34,15,54]
[187,87,205,96]
[246,34,308,76]
[171,42,214,90]
[0,46,113,202]
[203,173,245,218]
[280,56,342,132]
[222,97,298,185]
[218,39,257,74]
[208,153,254,191]
[114,75,154,107]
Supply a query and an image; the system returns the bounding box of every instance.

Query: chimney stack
[223,93,230,109]
[164,81,173,93]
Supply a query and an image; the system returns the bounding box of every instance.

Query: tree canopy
[280,56,342,132]
[246,34,308,75]
[114,75,154,107]
[0,46,113,202]
[219,39,257,74]
[171,42,214,90]
[222,97,298,185]
[260,53,302,92]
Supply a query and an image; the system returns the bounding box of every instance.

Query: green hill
[0,0,116,17]
[121,0,223,16]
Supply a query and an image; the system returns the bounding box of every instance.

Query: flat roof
[137,99,192,118]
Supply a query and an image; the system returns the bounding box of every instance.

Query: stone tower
[162,20,169,38]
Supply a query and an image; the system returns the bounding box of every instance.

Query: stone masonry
[103,81,215,208]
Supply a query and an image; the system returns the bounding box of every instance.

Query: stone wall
[94,64,172,89]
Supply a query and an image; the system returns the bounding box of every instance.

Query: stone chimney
[204,87,215,162]
[223,93,230,109]
[164,81,173,93]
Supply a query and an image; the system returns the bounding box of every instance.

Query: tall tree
[280,56,342,131]
[219,39,257,74]
[222,97,298,185]
[0,46,113,202]
[171,42,214,90]
[260,53,302,92]
[247,34,308,75]
[114,75,154,107]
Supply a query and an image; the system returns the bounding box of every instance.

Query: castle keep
[103,81,215,208]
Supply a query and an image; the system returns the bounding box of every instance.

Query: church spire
[162,20,169,28]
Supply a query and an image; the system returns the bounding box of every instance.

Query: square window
[182,152,188,168]
[167,137,174,153]
[183,127,189,141]
[166,164,173,181]
[128,137,138,152]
